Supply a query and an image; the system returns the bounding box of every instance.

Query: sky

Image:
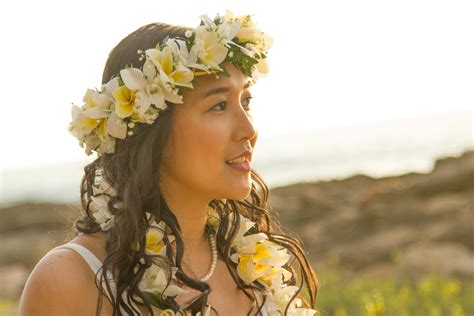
[0,0,473,170]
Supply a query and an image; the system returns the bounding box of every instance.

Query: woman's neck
[161,192,211,251]
[162,198,215,281]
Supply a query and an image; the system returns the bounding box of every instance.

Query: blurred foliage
[0,299,17,316]
[314,267,474,316]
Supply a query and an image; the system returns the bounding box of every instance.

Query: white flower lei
[87,175,316,316]
[68,10,272,157]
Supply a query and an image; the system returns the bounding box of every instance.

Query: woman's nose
[235,103,258,144]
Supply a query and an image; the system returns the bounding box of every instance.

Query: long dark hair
[73,21,319,315]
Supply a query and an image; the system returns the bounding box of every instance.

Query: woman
[19,11,319,315]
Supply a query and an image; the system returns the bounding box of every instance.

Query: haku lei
[68,10,272,157]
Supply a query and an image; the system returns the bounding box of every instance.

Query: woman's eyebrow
[200,81,253,99]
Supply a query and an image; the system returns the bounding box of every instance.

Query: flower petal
[71,105,83,120]
[163,284,189,297]
[143,60,157,81]
[102,77,120,96]
[83,106,109,119]
[106,112,127,139]
[115,101,133,118]
[120,68,147,90]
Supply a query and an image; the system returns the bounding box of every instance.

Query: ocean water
[0,110,472,207]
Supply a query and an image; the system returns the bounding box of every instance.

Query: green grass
[314,268,474,316]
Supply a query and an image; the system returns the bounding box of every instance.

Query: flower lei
[68,10,272,157]
[87,175,316,316]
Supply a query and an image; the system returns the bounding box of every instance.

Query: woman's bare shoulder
[18,232,109,315]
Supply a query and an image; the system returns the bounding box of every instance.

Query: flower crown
[68,10,272,156]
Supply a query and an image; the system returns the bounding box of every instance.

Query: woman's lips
[226,160,251,172]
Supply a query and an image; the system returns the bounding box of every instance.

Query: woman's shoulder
[18,232,110,315]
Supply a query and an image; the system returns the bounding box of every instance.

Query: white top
[49,243,143,315]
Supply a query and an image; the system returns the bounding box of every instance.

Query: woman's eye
[211,102,227,111]
[242,96,253,110]
[210,96,253,112]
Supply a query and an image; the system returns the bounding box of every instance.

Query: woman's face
[160,63,258,202]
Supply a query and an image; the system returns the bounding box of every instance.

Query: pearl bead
[200,233,217,282]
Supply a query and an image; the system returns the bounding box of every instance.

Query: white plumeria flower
[145,47,194,90]
[191,26,229,72]
[89,195,115,231]
[82,89,114,119]
[105,111,127,139]
[207,12,240,44]
[88,175,122,231]
[69,105,100,138]
[258,266,293,291]
[139,263,188,298]
[165,39,189,62]
[101,77,121,96]
[227,214,292,286]
[119,66,168,115]
[69,86,115,140]
[259,286,294,316]
[71,83,120,147]
[92,176,117,196]
[263,285,316,316]
[229,214,268,253]
[89,195,109,218]
[231,240,291,285]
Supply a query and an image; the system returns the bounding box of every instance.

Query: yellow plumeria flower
[83,89,97,109]
[234,240,290,285]
[146,47,194,88]
[139,221,175,256]
[159,309,176,316]
[113,85,136,118]
[145,226,166,255]
[236,252,272,284]
[69,106,101,136]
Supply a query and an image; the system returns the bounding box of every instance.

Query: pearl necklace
[199,232,217,282]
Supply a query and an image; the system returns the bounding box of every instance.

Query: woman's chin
[215,167,253,200]
[226,179,253,200]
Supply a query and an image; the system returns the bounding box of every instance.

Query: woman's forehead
[193,63,253,91]
[180,63,254,106]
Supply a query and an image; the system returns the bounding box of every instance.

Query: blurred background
[0,0,473,315]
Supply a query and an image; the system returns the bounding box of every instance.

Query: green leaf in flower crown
[225,47,259,78]
[215,68,231,78]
